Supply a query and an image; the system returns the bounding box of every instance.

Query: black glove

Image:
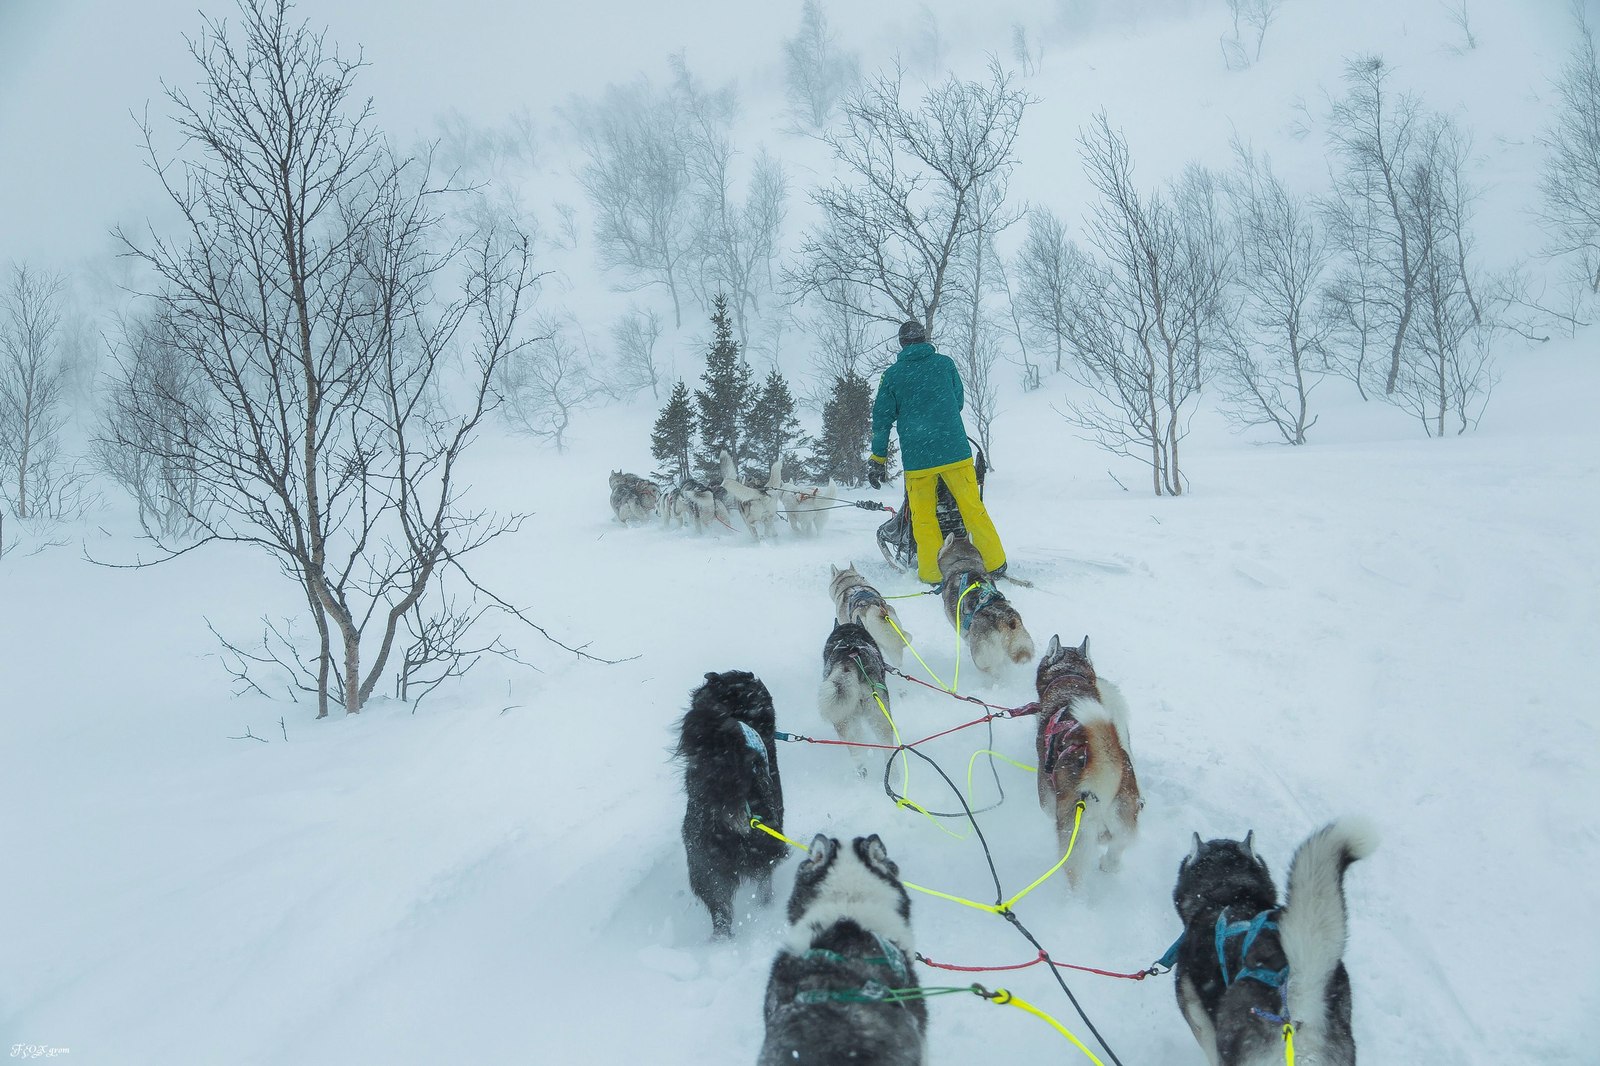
[866,457,886,490]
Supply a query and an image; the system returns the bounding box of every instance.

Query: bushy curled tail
[1280,818,1378,1046]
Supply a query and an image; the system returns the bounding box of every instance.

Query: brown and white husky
[1033,635,1141,888]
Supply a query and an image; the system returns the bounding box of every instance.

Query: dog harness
[1040,711,1088,774]
[737,721,779,830]
[845,584,884,617]
[1214,908,1288,989]
[795,934,913,1006]
[952,574,1002,630]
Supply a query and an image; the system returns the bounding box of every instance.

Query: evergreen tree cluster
[651,294,876,489]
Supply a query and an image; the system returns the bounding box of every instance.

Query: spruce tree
[650,379,696,485]
[813,369,875,485]
[746,368,812,481]
[693,294,755,480]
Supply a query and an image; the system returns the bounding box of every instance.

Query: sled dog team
[611,453,833,541]
[676,541,1375,1066]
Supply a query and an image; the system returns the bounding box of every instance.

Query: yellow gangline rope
[1283,1023,1296,1066]
[750,801,1086,916]
[986,987,1106,1066]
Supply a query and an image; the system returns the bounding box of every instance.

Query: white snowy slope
[2,1,1598,1064]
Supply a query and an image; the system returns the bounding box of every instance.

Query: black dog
[1172,821,1376,1066]
[676,670,787,938]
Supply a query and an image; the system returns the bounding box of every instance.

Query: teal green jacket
[870,342,972,472]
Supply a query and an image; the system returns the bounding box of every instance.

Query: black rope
[889,743,1128,1066]
[880,716,1009,819]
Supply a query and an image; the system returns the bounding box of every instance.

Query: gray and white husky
[719,450,780,541]
[608,470,660,525]
[818,621,894,777]
[758,834,926,1066]
[828,564,911,669]
[1172,820,1378,1066]
[937,533,1034,676]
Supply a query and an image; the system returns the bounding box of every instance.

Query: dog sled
[875,440,987,572]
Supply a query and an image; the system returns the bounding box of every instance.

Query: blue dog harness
[844,584,884,618]
[1215,908,1288,989]
[952,574,1002,630]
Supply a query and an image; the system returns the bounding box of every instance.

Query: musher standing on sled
[867,320,1008,585]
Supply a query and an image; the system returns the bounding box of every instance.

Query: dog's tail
[1280,818,1378,1038]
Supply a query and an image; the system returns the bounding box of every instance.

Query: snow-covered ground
[4,0,1599,1063]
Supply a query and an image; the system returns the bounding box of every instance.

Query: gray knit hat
[898,320,927,346]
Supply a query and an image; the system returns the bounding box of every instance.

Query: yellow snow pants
[905,458,1006,583]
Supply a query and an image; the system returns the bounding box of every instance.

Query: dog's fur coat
[661,479,729,534]
[758,834,926,1066]
[1033,635,1140,887]
[769,458,833,537]
[608,470,660,525]
[1172,820,1378,1066]
[719,450,780,541]
[676,670,787,938]
[829,564,911,669]
[818,621,894,776]
[937,533,1034,676]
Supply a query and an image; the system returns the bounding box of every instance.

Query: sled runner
[875,439,987,572]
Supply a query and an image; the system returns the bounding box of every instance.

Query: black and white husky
[676,670,788,938]
[758,834,926,1066]
[1171,820,1378,1066]
[817,621,894,776]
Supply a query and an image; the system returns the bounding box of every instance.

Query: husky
[1172,820,1379,1066]
[758,834,926,1066]
[675,670,788,938]
[719,449,780,541]
[769,458,833,537]
[1033,635,1141,887]
[937,533,1034,676]
[828,564,911,669]
[608,470,660,525]
[661,479,725,535]
[818,621,895,777]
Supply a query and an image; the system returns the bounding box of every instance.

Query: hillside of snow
[3,1,1598,1063]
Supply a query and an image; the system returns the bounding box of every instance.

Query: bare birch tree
[96,308,208,536]
[1014,207,1073,374]
[1323,55,1427,396]
[1539,2,1600,299]
[609,305,665,400]
[789,60,1030,336]
[114,0,546,718]
[673,58,787,343]
[1057,114,1231,496]
[499,313,605,452]
[0,264,76,521]
[569,77,695,326]
[1219,142,1332,444]
[783,0,861,131]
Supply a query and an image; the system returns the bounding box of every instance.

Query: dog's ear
[941,532,955,548]
[830,564,841,577]
[1244,830,1258,860]
[801,835,835,870]
[1188,832,1203,865]
[860,834,899,878]
[1047,634,1062,657]
[1078,635,1090,657]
